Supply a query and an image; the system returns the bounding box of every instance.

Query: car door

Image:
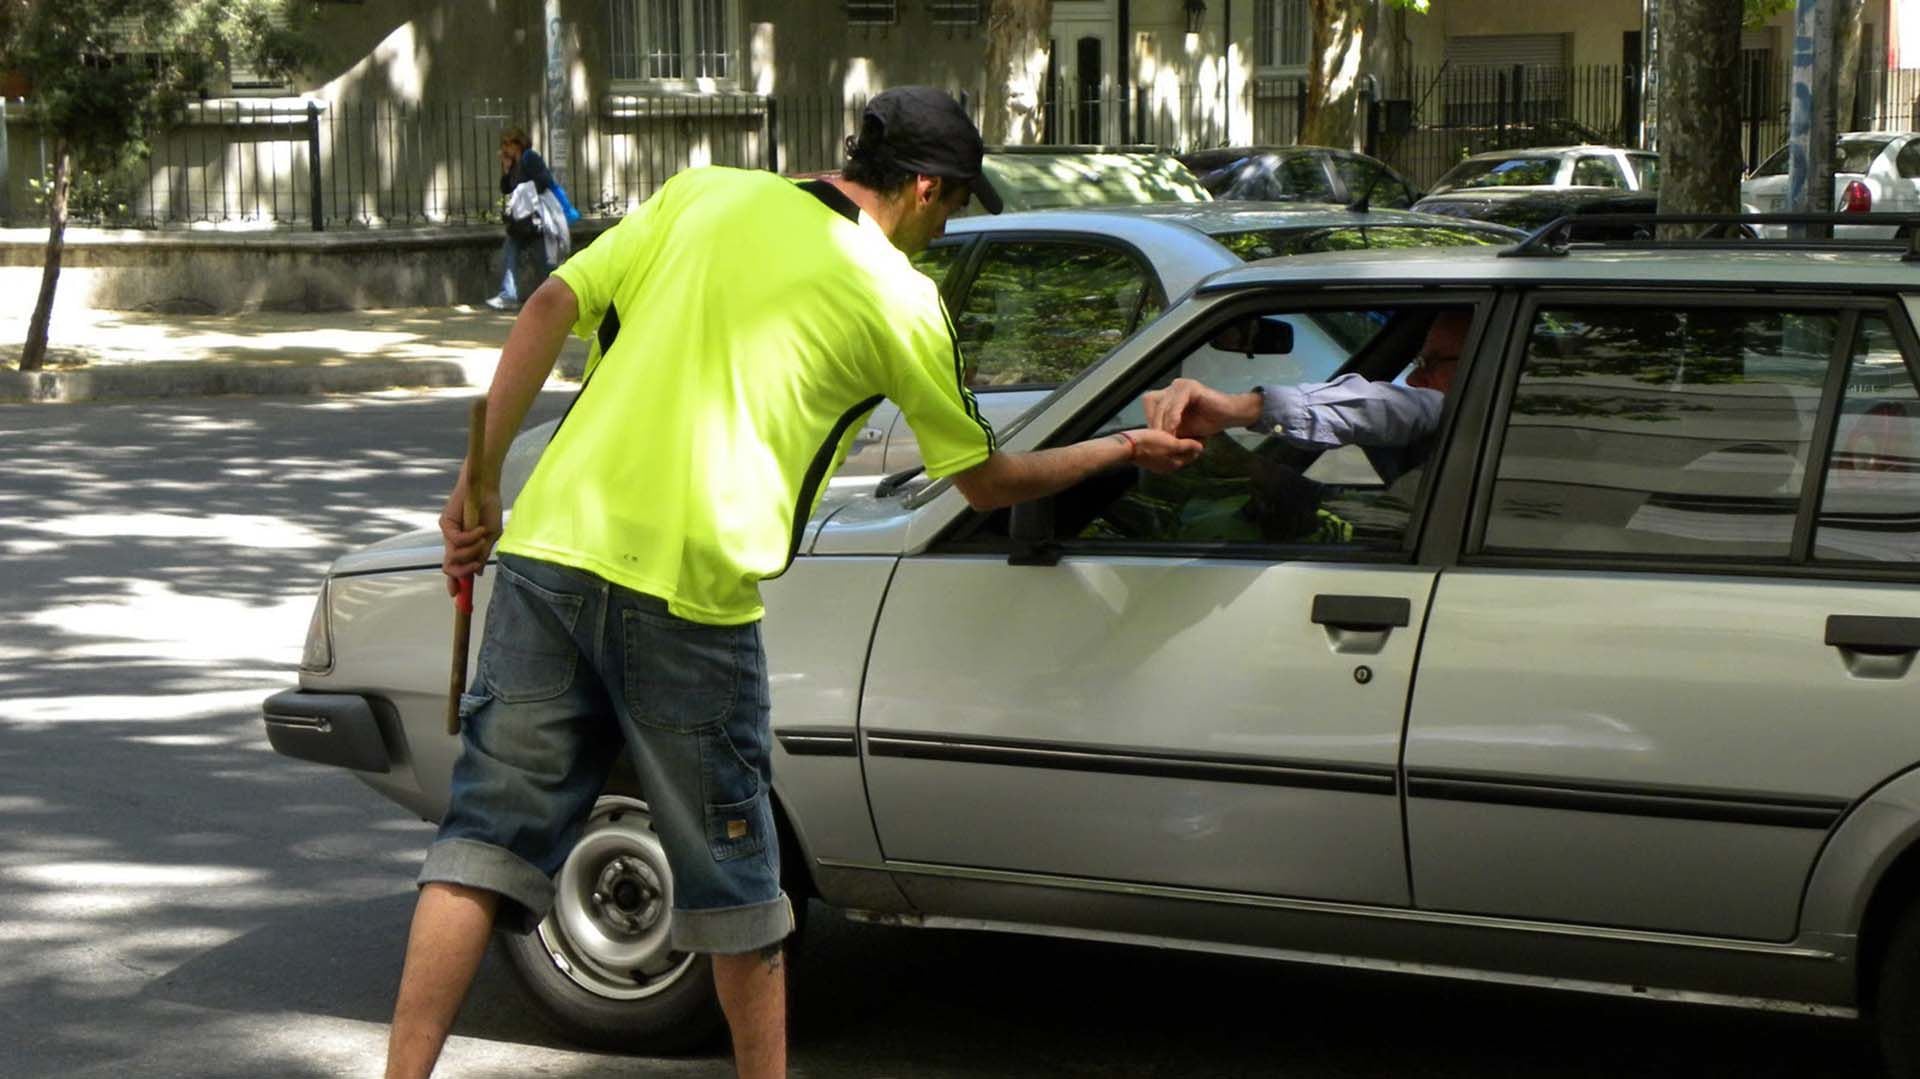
[860,294,1492,906]
[1405,292,1920,941]
[879,233,1168,473]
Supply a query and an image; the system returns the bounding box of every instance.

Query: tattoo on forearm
[758,942,784,973]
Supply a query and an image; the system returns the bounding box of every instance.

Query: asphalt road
[0,390,1885,1078]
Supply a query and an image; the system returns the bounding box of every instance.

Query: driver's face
[1408,314,1469,394]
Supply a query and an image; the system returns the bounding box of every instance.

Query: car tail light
[1842,180,1872,212]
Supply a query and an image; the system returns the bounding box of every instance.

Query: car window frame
[942,229,1170,394]
[1459,287,1920,581]
[928,287,1499,563]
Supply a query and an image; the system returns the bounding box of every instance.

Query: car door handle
[1825,614,1920,654]
[1311,594,1411,632]
[853,426,886,445]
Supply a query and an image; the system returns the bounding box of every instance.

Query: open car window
[1015,304,1479,554]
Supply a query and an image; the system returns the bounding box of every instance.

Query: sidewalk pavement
[0,305,588,404]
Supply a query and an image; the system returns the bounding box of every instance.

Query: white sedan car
[1742,132,1920,237]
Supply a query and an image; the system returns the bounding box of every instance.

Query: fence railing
[11,61,1920,230]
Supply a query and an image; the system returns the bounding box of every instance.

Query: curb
[0,354,585,404]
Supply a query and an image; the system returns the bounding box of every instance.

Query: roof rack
[1501,212,1920,261]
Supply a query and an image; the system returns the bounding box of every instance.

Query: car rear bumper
[262,689,392,773]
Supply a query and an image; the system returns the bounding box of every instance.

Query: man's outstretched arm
[949,428,1202,511]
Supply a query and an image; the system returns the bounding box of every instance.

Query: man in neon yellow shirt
[385,87,1202,1079]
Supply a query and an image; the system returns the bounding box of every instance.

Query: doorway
[1049,1,1118,145]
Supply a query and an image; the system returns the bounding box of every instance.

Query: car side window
[1898,142,1920,180]
[1572,156,1628,188]
[1815,316,1920,561]
[911,241,965,294]
[1628,154,1660,192]
[1484,305,1833,560]
[1227,154,1337,202]
[1331,155,1413,208]
[1063,305,1463,552]
[954,240,1162,388]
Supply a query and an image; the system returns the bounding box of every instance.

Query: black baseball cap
[851,86,1004,214]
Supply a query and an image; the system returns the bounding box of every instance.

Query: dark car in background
[1180,146,1421,208]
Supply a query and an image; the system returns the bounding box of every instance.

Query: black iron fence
[10,61,1920,230]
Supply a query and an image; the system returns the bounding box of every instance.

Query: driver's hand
[1127,428,1205,474]
[1143,378,1258,440]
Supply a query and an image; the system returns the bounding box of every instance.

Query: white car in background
[1742,132,1920,237]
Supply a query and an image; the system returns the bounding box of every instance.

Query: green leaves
[1,0,317,173]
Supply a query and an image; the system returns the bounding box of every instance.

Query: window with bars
[1255,0,1308,71]
[847,1,897,25]
[608,0,736,84]
[929,0,982,25]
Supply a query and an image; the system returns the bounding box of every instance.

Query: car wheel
[1878,899,1920,1077]
[497,795,724,1053]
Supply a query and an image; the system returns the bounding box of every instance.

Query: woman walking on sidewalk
[488,127,558,311]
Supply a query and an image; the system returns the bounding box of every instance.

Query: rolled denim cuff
[419,836,555,933]
[670,892,794,955]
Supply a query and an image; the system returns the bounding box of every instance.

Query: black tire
[497,795,724,1053]
[1878,899,1920,1077]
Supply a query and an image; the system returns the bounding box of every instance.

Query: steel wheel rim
[538,796,696,1001]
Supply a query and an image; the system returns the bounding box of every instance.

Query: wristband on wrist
[1114,429,1139,458]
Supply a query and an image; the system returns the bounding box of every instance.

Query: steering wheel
[1841,402,1914,473]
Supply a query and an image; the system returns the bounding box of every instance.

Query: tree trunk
[1301,0,1367,149]
[20,140,70,374]
[1655,0,1743,220]
[983,0,1052,145]
[1833,0,1867,131]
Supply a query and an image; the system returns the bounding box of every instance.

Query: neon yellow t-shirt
[496,166,994,625]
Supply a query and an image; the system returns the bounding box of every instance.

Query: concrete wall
[0,220,609,316]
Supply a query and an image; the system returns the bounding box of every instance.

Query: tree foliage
[1,0,314,176]
[1,0,317,371]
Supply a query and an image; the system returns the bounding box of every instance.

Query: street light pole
[1788,0,1837,235]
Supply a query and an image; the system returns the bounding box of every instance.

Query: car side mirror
[1209,316,1294,355]
[1008,497,1060,566]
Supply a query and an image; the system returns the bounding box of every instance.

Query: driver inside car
[1081,309,1470,544]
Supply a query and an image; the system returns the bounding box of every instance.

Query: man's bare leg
[385,882,499,1079]
[712,943,787,1079]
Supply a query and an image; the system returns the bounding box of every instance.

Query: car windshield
[1753,136,1894,177]
[1434,156,1561,191]
[1209,224,1513,261]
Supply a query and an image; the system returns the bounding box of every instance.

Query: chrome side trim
[775,729,858,758]
[840,906,1855,1019]
[1407,770,1847,830]
[864,731,1397,795]
[822,857,1839,961]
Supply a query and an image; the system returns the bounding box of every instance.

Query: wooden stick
[446,397,487,736]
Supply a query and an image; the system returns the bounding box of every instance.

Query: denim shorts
[420,553,792,955]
